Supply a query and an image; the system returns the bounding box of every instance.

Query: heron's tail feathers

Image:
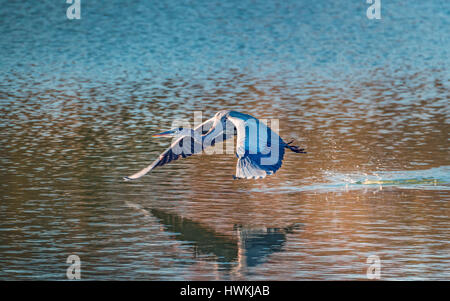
[235,155,269,179]
[285,140,306,153]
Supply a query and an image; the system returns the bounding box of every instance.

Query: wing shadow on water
[149,208,301,273]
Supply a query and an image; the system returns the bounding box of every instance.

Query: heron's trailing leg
[285,140,306,153]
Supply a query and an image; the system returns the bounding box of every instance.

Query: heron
[123,110,305,180]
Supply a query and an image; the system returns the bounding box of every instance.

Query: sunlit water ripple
[0,0,449,280]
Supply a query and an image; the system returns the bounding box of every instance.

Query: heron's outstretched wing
[227,112,285,179]
[125,116,237,181]
[124,135,203,181]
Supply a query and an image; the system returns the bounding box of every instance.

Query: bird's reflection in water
[150,208,238,265]
[148,208,301,275]
[233,224,299,269]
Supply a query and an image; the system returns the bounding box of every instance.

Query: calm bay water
[0,0,449,280]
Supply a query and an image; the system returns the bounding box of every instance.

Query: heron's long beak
[152,130,175,137]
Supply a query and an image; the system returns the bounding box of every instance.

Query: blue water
[1,1,449,89]
[1,0,449,280]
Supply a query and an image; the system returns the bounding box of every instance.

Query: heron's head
[214,110,230,120]
[152,127,191,138]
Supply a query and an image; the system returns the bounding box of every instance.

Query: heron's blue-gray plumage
[124,110,305,181]
[226,111,287,179]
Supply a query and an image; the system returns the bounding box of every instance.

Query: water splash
[253,166,450,193]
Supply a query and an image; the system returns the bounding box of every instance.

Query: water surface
[0,0,449,280]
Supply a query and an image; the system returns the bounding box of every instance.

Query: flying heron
[124,110,305,180]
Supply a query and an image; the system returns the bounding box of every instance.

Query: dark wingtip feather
[285,140,307,153]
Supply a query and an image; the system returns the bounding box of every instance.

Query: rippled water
[1,0,449,280]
